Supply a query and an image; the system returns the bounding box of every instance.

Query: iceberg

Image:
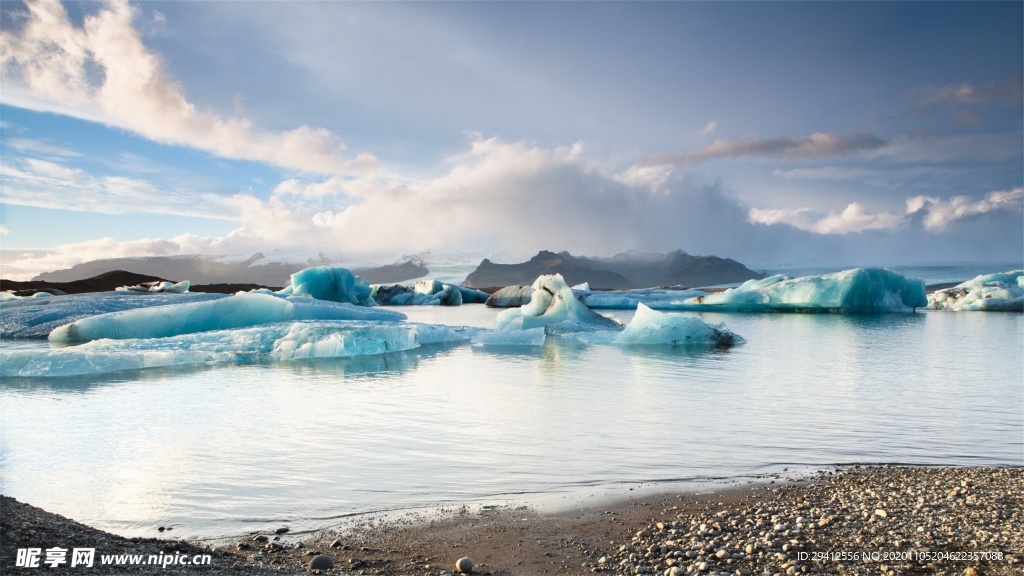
[485,285,533,308]
[677,268,927,313]
[494,274,622,332]
[580,288,709,310]
[561,303,743,348]
[452,285,490,304]
[48,292,406,343]
[614,303,742,347]
[115,280,190,293]
[928,270,1024,311]
[371,281,479,306]
[284,266,376,306]
[3,320,474,378]
[0,292,226,339]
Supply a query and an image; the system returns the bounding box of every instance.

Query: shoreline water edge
[2,465,1021,576]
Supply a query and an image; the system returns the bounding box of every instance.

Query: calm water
[1,305,1021,538]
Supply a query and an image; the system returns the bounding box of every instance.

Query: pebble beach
[2,465,1021,575]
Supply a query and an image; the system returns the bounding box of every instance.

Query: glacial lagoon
[1,302,1020,539]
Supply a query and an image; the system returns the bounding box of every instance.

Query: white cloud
[1,136,762,278]
[648,132,887,166]
[0,155,240,220]
[751,187,1024,235]
[908,79,1023,109]
[0,234,250,280]
[0,225,10,235]
[0,0,371,175]
[749,203,903,235]
[699,120,718,136]
[907,188,1024,229]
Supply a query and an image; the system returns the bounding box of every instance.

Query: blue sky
[1,0,1021,279]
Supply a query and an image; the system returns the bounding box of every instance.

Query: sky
[0,0,1021,280]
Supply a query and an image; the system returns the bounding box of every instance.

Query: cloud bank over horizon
[0,0,1021,280]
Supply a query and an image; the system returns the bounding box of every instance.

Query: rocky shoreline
[2,466,1020,575]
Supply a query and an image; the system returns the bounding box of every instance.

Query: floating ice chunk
[452,285,490,304]
[1,292,226,339]
[116,280,191,293]
[678,268,926,313]
[371,282,467,306]
[494,274,622,332]
[614,303,742,347]
[287,267,375,306]
[580,288,709,310]
[472,327,546,346]
[48,292,406,343]
[485,285,532,308]
[928,270,1023,311]
[571,282,591,291]
[4,320,470,377]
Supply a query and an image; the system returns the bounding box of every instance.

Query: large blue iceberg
[1,292,226,339]
[3,321,475,378]
[678,268,927,313]
[48,292,406,343]
[928,270,1023,311]
[279,266,376,306]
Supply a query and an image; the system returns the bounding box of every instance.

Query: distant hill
[462,250,763,290]
[32,254,429,286]
[1,271,169,295]
[583,250,765,288]
[462,251,635,289]
[353,257,428,284]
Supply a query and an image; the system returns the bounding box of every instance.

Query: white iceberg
[3,320,474,378]
[48,292,406,343]
[928,270,1023,311]
[614,303,742,347]
[678,268,927,313]
[494,274,622,332]
[562,303,743,348]
[1,292,225,339]
[115,280,190,293]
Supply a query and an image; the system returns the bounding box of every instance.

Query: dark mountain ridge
[463,250,763,290]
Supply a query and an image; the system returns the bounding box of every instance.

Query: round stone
[308,554,333,570]
[455,556,475,573]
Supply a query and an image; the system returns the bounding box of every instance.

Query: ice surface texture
[48,293,406,343]
[928,270,1023,311]
[0,292,226,339]
[494,274,622,332]
[3,321,475,377]
[681,268,927,313]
